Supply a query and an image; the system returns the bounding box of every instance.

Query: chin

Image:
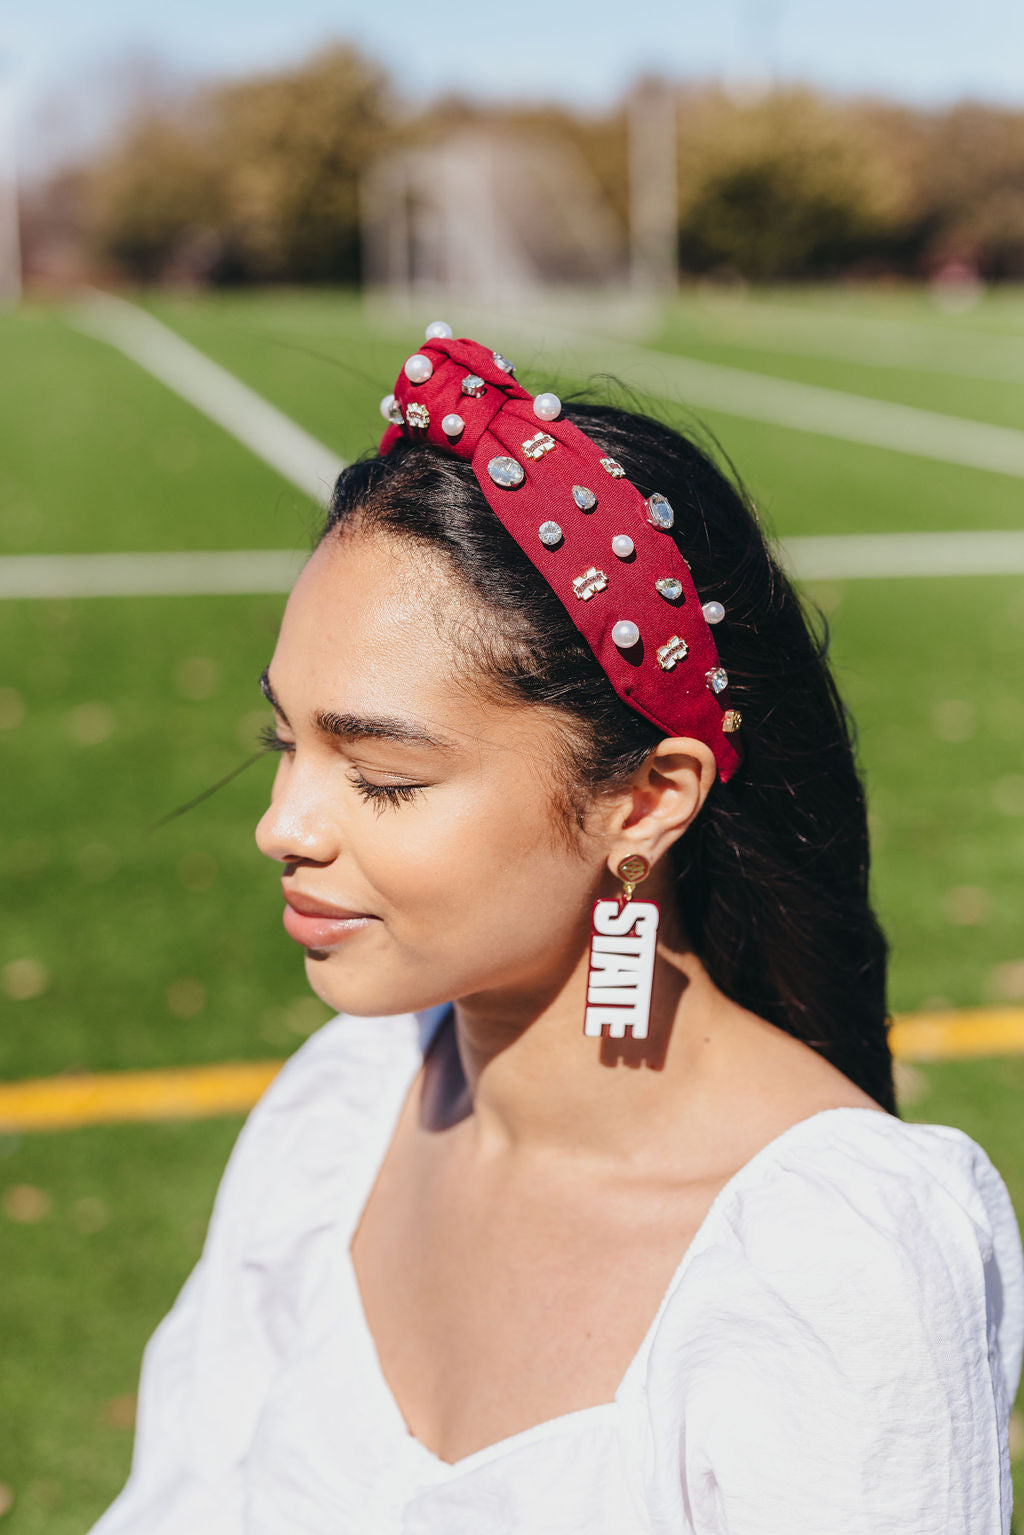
[301,951,453,1020]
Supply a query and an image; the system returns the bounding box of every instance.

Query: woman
[94,326,1024,1533]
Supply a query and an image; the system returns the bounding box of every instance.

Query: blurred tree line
[20,43,1024,285]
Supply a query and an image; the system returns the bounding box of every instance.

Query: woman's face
[254,527,614,1020]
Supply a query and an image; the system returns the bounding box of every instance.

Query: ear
[604,736,718,869]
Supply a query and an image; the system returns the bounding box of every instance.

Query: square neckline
[332,1004,890,1479]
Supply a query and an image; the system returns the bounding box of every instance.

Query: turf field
[2,286,1023,1530]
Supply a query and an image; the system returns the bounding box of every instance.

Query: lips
[281,887,378,950]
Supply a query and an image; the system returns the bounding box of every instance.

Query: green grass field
[2,286,1023,1530]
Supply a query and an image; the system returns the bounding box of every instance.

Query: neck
[449,889,733,1165]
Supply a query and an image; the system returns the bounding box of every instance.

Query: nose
[255,760,339,867]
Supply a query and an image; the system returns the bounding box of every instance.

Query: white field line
[70,291,346,505]
[783,530,1024,581]
[0,550,307,600]
[471,313,1024,480]
[9,295,1010,602]
[4,532,1024,601]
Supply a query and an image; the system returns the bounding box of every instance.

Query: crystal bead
[706,667,729,695]
[488,456,525,489]
[404,354,433,384]
[611,620,640,649]
[379,393,404,425]
[646,493,674,530]
[702,600,725,624]
[611,534,634,559]
[538,521,563,547]
[461,374,486,397]
[492,351,515,374]
[424,320,453,340]
[655,577,683,601]
[441,413,465,437]
[533,392,561,421]
[572,485,597,511]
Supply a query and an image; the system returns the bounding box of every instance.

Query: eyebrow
[259,667,454,752]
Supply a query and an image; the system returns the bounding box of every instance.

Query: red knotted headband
[378,329,743,784]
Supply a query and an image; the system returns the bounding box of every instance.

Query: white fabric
[92,1006,1024,1535]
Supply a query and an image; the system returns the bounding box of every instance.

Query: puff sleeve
[643,1114,1024,1535]
[89,1010,427,1534]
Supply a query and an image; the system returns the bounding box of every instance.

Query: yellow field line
[886,1007,1024,1062]
[0,1060,282,1133]
[0,1008,1023,1133]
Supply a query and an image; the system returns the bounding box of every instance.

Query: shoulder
[641,1109,1024,1533]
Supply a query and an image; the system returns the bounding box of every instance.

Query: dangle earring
[583,855,660,1041]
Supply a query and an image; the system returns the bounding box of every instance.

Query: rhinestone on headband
[706,667,729,694]
[655,577,683,601]
[380,393,404,425]
[488,456,525,488]
[572,485,597,511]
[538,521,563,547]
[646,493,674,530]
[461,375,486,397]
[493,351,515,374]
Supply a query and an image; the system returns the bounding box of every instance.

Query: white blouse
[92,1005,1024,1535]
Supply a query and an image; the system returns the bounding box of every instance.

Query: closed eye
[259,724,294,753]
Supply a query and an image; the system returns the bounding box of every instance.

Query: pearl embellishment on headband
[702,601,725,624]
[612,534,634,559]
[404,354,433,383]
[533,392,561,421]
[441,413,465,438]
[612,620,640,649]
[425,320,453,340]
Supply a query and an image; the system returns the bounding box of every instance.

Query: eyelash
[258,725,425,809]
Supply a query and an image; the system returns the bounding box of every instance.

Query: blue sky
[7,0,1024,171]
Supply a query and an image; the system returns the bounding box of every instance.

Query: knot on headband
[378,326,743,784]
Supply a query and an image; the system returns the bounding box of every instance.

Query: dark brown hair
[322,399,895,1114]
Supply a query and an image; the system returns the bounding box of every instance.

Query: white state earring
[583,855,660,1041]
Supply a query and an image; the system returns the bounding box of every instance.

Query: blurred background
[2,1,1024,1529]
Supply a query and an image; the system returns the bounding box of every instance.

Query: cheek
[349,769,593,957]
